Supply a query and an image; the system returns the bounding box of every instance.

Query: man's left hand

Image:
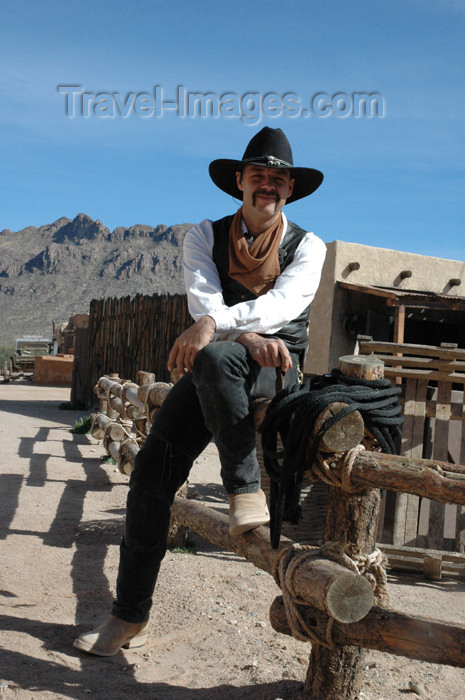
[167,316,216,376]
[236,332,292,371]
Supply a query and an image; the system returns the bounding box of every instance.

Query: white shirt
[182,212,326,341]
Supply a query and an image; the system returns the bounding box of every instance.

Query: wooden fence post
[304,354,385,700]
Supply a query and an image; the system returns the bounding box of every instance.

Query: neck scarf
[228,208,283,296]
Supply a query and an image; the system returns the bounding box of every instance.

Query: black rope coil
[259,369,404,549]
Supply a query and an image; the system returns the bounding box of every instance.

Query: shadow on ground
[0,624,306,699]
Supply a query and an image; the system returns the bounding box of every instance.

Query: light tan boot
[229,489,270,536]
[73,615,148,656]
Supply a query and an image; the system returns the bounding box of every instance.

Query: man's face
[236,165,294,219]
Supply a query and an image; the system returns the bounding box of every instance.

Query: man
[74,127,326,656]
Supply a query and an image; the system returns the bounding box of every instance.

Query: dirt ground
[1,382,465,699]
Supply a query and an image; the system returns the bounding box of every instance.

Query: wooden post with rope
[304,354,386,700]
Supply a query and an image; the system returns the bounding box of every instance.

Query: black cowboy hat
[209,127,323,204]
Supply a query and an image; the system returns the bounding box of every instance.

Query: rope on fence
[273,541,388,647]
[260,369,404,549]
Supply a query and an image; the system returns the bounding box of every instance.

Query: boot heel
[123,632,148,649]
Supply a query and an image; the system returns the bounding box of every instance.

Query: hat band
[242,155,293,168]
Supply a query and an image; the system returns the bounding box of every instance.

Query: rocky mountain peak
[0,213,194,345]
[53,213,110,244]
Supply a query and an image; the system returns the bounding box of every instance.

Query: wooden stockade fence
[82,293,190,406]
[89,355,465,699]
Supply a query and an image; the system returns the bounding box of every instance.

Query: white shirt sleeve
[182,214,326,335]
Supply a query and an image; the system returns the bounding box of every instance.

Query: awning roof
[337,281,465,311]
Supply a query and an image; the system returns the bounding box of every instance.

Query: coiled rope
[259,369,403,549]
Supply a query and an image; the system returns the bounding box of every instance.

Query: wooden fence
[359,338,465,555]
[89,356,465,699]
[80,293,190,406]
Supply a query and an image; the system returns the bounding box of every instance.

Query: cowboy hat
[209,127,323,204]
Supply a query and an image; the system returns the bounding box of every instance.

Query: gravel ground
[1,381,465,699]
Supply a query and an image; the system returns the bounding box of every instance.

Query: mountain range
[0,213,191,346]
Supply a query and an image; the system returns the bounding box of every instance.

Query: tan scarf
[228,208,283,296]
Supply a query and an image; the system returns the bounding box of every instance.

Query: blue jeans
[112,342,298,622]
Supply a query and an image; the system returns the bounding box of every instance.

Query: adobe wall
[305,241,465,375]
[34,355,74,386]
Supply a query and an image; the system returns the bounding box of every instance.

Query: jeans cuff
[226,486,261,495]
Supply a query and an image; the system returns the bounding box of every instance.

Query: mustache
[252,190,279,204]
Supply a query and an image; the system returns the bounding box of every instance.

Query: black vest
[212,214,310,355]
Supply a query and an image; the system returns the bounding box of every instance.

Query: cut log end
[313,402,365,453]
[326,573,374,623]
[148,382,173,408]
[339,355,384,381]
[137,370,155,386]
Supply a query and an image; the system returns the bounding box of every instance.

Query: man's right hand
[167,315,216,376]
[236,332,292,372]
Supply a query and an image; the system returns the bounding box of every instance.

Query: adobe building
[33,313,90,388]
[34,354,74,386]
[305,241,465,375]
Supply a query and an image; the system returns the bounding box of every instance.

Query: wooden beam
[425,400,463,421]
[171,496,285,574]
[337,281,398,299]
[347,450,465,505]
[375,355,465,372]
[121,383,145,413]
[393,305,406,345]
[386,298,465,311]
[428,381,451,548]
[455,405,465,552]
[394,379,426,546]
[170,497,373,624]
[378,542,465,580]
[383,368,465,384]
[359,340,465,360]
[270,596,465,668]
[90,413,125,442]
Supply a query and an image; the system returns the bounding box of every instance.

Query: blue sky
[1,0,464,260]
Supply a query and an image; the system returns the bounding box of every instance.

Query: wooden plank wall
[70,326,89,407]
[359,339,465,552]
[82,293,190,406]
[393,378,427,546]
